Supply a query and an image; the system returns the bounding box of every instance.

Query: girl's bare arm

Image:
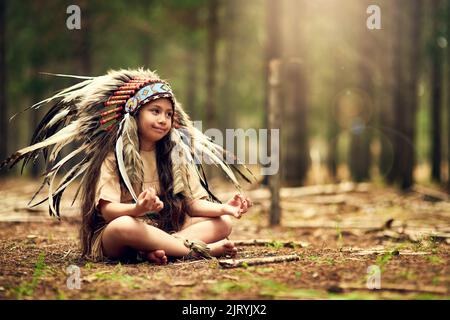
[100,187,164,223]
[188,199,228,218]
[99,200,143,223]
[189,194,252,219]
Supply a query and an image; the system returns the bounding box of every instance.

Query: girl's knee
[106,215,140,242]
[218,215,233,237]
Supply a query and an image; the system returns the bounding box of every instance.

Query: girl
[1,69,256,264]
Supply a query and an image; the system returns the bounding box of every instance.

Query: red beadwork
[100,106,123,117]
[108,95,130,100]
[114,90,135,95]
[104,100,126,106]
[119,85,140,90]
[100,113,121,125]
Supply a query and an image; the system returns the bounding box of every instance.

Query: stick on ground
[233,239,309,248]
[219,254,300,268]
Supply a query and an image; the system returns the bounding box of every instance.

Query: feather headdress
[1,68,256,218]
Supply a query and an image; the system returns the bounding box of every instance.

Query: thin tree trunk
[0,0,7,177]
[185,47,198,118]
[447,0,450,192]
[205,0,219,130]
[220,0,237,130]
[64,0,92,170]
[184,7,200,118]
[349,2,373,182]
[388,1,405,184]
[378,0,396,182]
[262,0,282,186]
[401,0,422,189]
[283,0,309,186]
[327,54,342,181]
[268,60,282,226]
[29,2,45,177]
[431,0,443,182]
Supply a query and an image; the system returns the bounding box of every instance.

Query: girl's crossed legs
[101,214,237,264]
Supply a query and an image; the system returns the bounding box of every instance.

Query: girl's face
[137,98,173,145]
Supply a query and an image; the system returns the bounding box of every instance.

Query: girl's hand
[222,193,253,219]
[134,187,164,216]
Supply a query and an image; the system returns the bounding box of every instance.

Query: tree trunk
[262,0,282,186]
[0,0,7,177]
[185,45,198,119]
[64,0,92,171]
[349,2,373,182]
[400,0,422,189]
[447,0,450,191]
[430,0,443,183]
[283,0,309,186]
[205,0,219,130]
[388,1,405,184]
[220,0,238,130]
[378,0,396,182]
[268,60,282,226]
[76,4,91,75]
[184,7,200,119]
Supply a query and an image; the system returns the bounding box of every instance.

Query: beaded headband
[99,78,174,131]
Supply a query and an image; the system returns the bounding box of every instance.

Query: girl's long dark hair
[79,132,115,259]
[153,133,191,232]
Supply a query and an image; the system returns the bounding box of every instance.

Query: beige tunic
[94,149,209,209]
[89,149,208,261]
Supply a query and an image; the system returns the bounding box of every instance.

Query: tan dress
[89,149,209,261]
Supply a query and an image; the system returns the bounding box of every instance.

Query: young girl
[1,69,256,264]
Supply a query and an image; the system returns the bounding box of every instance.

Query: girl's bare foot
[208,239,238,258]
[146,249,168,265]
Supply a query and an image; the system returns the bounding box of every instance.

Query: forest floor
[0,177,449,300]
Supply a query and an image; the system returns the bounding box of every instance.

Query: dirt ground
[0,177,449,300]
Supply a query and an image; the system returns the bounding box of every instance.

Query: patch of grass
[432,277,440,285]
[308,255,320,262]
[294,271,302,278]
[55,289,67,300]
[258,279,324,299]
[93,271,134,285]
[328,291,381,300]
[376,248,400,271]
[412,293,446,300]
[426,255,444,265]
[398,270,417,281]
[257,267,274,273]
[14,252,46,299]
[84,262,94,270]
[210,281,253,294]
[266,240,284,250]
[88,264,138,288]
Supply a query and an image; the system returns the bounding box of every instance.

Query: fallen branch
[219,254,300,268]
[340,247,429,256]
[412,185,449,202]
[233,239,310,248]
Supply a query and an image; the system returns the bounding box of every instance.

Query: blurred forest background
[0,0,449,191]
